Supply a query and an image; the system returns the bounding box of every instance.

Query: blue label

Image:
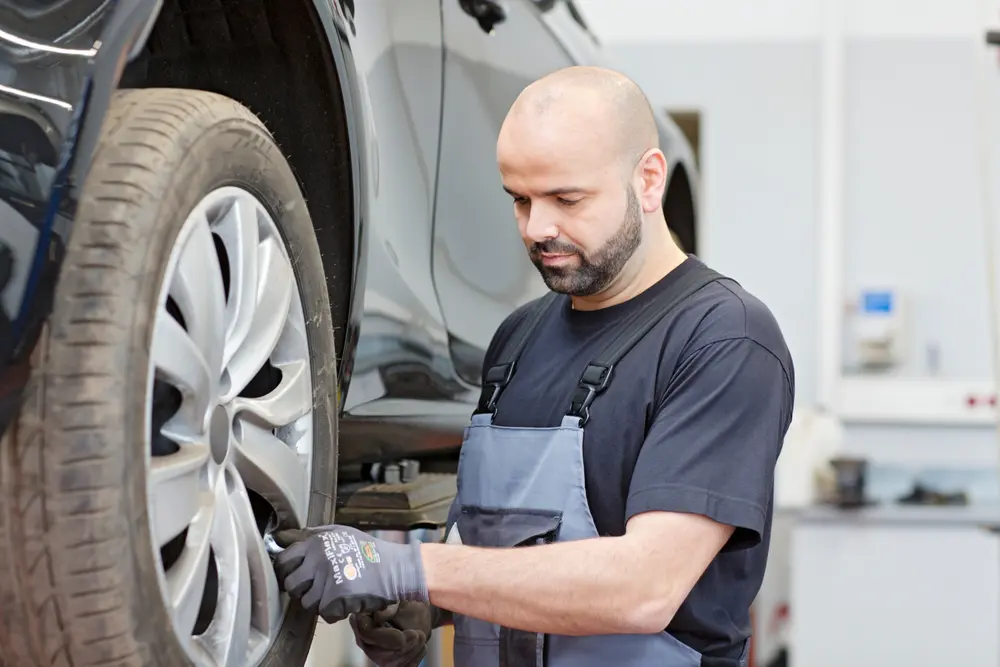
[862,291,893,314]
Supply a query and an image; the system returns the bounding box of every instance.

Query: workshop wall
[575,0,1000,470]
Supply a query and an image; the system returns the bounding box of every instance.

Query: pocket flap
[457,506,563,548]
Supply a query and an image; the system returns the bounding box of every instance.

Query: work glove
[272,525,428,624]
[349,600,434,667]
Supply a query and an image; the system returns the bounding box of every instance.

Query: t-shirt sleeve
[625,337,792,550]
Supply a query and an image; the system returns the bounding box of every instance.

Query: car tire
[0,88,339,667]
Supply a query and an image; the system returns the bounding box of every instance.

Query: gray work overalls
[445,263,730,667]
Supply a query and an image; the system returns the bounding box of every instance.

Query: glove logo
[320,530,367,584]
[361,541,381,563]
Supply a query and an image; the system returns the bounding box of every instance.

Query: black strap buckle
[567,363,613,426]
[475,362,517,416]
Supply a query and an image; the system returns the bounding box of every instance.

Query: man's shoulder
[677,275,792,372]
[678,278,792,374]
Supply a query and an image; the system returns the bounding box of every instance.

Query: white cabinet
[789,507,1000,667]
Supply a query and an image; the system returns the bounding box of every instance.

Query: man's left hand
[350,601,435,667]
[272,525,428,624]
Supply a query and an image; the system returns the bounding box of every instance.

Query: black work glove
[349,600,434,667]
[272,525,428,624]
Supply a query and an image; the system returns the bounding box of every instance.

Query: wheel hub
[209,405,231,465]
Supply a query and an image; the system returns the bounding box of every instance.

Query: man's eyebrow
[502,185,588,197]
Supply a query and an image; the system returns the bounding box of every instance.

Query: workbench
[788,504,1000,667]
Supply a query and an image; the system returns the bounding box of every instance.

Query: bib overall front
[447,264,733,667]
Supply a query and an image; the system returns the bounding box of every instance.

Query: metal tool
[263,531,284,557]
[263,516,285,557]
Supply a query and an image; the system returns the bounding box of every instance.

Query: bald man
[273,66,793,667]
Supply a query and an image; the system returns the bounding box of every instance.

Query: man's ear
[637,148,669,213]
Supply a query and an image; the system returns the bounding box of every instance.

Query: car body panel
[331,0,489,464]
[430,0,575,385]
[334,0,455,421]
[0,0,162,434]
[0,0,701,466]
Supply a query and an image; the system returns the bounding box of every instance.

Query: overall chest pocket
[452,506,562,667]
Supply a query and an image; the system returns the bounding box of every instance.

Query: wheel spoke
[153,312,214,436]
[149,446,211,547]
[199,474,252,667]
[170,215,227,383]
[232,360,311,429]
[227,470,283,643]
[228,543,253,667]
[215,196,261,372]
[221,237,293,401]
[164,499,214,636]
[272,288,310,366]
[232,419,308,528]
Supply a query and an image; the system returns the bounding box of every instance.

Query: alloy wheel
[144,186,315,667]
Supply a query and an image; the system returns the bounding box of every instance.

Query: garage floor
[304,620,362,667]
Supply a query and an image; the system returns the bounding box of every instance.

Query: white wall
[575,0,1000,466]
[576,0,990,41]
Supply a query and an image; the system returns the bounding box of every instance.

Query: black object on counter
[830,457,868,508]
[896,482,969,506]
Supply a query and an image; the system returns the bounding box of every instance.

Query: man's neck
[570,242,688,311]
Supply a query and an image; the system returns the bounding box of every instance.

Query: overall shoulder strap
[475,291,562,417]
[566,263,726,425]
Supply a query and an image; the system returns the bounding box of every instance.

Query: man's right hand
[349,601,434,667]
[271,525,428,624]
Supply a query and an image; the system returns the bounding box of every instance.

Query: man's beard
[528,186,643,297]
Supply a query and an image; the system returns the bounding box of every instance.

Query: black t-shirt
[482,256,795,664]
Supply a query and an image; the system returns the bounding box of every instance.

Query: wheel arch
[664,162,699,255]
[118,0,366,372]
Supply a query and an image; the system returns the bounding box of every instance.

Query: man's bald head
[501,65,659,174]
[497,66,674,302]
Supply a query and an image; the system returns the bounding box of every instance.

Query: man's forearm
[420,536,675,636]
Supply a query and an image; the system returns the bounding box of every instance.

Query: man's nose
[523,206,559,242]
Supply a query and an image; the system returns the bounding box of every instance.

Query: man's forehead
[498,121,609,169]
[502,101,606,142]
[499,153,618,199]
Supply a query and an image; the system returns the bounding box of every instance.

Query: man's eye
[558,198,581,206]
[513,197,529,206]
